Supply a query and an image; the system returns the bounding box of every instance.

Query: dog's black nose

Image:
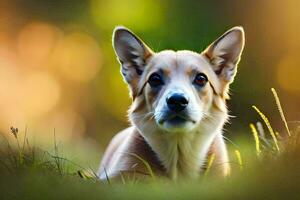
[166,93,189,112]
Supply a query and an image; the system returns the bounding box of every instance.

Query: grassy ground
[1,142,300,200]
[0,88,299,200]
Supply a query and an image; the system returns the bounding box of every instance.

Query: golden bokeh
[21,72,61,118]
[53,32,102,82]
[0,20,102,141]
[18,22,62,68]
[277,54,300,93]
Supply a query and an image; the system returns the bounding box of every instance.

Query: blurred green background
[0,0,299,159]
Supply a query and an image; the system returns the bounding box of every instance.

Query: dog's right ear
[113,26,153,98]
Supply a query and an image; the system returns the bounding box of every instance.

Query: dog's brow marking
[162,68,171,76]
[186,67,195,77]
[187,67,203,77]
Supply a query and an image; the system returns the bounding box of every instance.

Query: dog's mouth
[154,110,199,132]
[158,113,196,125]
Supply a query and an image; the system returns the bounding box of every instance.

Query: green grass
[0,88,299,200]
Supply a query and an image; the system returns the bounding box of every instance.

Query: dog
[98,26,245,181]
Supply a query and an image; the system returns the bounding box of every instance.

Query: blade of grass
[22,126,28,151]
[234,150,243,171]
[249,123,261,156]
[271,88,291,136]
[88,166,100,181]
[252,106,280,152]
[103,168,111,184]
[53,129,63,175]
[120,171,126,184]
[256,122,271,148]
[204,153,215,176]
[128,153,156,181]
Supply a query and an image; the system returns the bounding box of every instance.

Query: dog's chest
[149,132,214,180]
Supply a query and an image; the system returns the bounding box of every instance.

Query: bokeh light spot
[277,54,300,93]
[21,72,61,118]
[18,22,62,68]
[53,32,102,82]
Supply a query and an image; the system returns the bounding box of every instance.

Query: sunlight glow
[277,55,300,93]
[53,32,102,82]
[90,0,163,31]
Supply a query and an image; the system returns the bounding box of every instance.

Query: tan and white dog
[98,26,245,181]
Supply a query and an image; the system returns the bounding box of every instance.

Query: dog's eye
[148,73,164,88]
[194,73,208,87]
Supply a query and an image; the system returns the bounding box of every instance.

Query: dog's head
[112,26,244,135]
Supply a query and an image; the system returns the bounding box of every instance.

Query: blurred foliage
[0,0,299,152]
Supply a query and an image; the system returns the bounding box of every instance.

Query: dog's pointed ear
[203,26,245,97]
[113,26,153,98]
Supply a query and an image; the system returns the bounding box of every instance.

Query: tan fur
[98,26,245,181]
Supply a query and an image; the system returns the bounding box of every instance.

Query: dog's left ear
[203,27,245,97]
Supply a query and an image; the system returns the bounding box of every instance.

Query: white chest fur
[146,128,220,180]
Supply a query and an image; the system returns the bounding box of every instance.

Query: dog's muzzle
[156,92,196,128]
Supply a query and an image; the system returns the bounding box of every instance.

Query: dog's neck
[138,116,225,180]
